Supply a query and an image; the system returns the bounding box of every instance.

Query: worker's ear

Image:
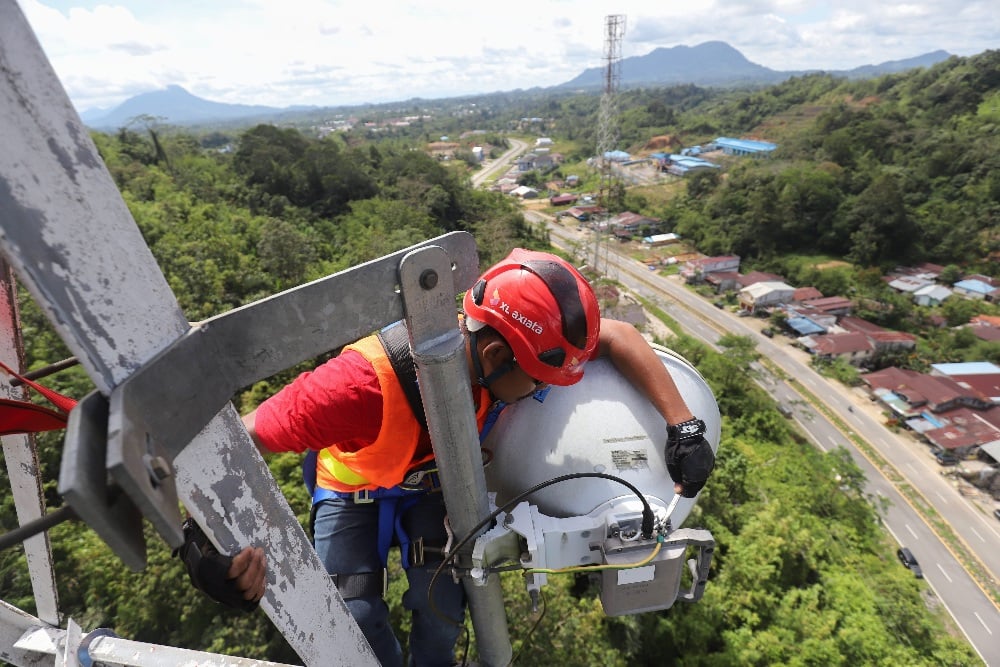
[481,339,513,368]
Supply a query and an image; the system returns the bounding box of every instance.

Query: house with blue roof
[786,316,826,336]
[650,152,720,176]
[953,278,997,301]
[713,137,777,156]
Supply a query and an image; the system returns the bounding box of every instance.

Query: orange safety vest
[314,333,492,492]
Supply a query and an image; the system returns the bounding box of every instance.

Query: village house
[930,362,1000,404]
[738,280,795,313]
[953,277,998,301]
[968,315,1000,343]
[549,193,578,206]
[680,255,741,283]
[784,304,838,332]
[887,275,931,294]
[793,287,824,302]
[800,295,853,317]
[642,233,680,248]
[913,283,953,307]
[838,315,918,356]
[704,271,741,293]
[562,205,604,222]
[861,366,1000,458]
[802,331,875,365]
[608,211,660,234]
[738,271,785,288]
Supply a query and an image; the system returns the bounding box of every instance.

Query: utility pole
[594,14,625,276]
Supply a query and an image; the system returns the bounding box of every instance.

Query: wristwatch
[667,418,706,444]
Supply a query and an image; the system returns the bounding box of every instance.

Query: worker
[181,248,714,666]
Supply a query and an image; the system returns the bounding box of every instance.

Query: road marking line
[936,563,953,583]
[974,612,992,635]
[906,524,918,539]
[969,527,985,543]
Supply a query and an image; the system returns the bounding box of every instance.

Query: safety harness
[302,321,506,600]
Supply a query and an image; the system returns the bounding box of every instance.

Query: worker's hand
[665,419,715,498]
[228,546,267,605]
[175,518,265,612]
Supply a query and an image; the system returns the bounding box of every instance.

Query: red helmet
[463,249,600,386]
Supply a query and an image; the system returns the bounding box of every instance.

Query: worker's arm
[597,318,714,497]
[597,318,695,425]
[241,409,269,455]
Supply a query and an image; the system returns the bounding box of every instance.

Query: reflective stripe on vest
[315,334,426,492]
[313,334,494,493]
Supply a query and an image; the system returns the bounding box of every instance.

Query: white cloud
[15,0,1000,112]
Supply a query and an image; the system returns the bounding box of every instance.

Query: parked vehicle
[897,547,923,578]
[777,404,793,418]
[993,508,1000,522]
[935,451,960,466]
[761,327,774,338]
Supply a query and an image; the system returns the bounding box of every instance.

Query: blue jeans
[312,493,466,667]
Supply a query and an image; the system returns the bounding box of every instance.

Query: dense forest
[3,49,998,665]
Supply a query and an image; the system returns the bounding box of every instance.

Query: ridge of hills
[80,41,952,129]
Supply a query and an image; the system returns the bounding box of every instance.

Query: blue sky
[16,0,999,113]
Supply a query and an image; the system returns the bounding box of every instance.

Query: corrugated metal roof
[713,137,777,152]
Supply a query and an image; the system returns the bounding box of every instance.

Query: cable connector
[641,508,655,540]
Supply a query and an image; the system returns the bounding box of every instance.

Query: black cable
[8,356,79,385]
[0,505,78,551]
[427,471,655,629]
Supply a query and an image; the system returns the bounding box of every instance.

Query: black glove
[665,419,715,498]
[175,518,259,612]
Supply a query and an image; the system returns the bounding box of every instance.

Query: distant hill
[560,41,952,90]
[79,43,954,129]
[81,84,313,129]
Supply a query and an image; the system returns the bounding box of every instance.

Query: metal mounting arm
[59,232,478,563]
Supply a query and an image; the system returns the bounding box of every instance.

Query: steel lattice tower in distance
[594,14,625,274]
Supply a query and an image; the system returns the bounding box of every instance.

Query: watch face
[678,420,704,437]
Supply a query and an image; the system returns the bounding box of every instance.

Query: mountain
[81,84,309,129]
[841,49,952,79]
[80,43,954,129]
[559,41,952,90]
[562,41,782,89]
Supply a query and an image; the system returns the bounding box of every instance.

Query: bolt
[419,269,438,290]
[145,455,173,482]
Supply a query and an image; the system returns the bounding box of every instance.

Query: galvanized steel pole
[399,248,513,666]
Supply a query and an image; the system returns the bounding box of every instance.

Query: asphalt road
[471,138,527,188]
[538,219,1000,666]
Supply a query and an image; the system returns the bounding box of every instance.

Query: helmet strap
[480,359,516,388]
[469,330,487,385]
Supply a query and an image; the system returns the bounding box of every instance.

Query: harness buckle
[409,537,425,567]
[400,466,440,492]
[353,489,375,503]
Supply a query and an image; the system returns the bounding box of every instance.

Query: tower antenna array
[594,14,625,275]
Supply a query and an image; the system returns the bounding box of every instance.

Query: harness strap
[377,321,427,430]
[331,570,387,600]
